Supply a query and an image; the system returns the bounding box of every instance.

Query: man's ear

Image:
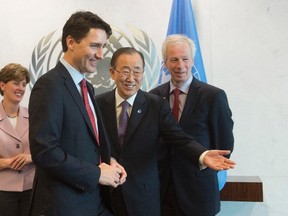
[110,68,115,80]
[66,35,75,51]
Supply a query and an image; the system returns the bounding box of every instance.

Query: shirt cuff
[199,150,208,170]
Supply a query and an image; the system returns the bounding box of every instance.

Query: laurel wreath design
[128,25,160,91]
[29,26,160,92]
[29,30,57,90]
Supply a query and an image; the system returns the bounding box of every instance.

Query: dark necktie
[80,79,99,144]
[172,88,180,122]
[118,101,129,146]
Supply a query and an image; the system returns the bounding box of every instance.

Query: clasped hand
[7,153,32,170]
[98,159,127,188]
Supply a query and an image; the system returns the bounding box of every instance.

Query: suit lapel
[159,78,200,124]
[87,82,100,144]
[0,111,21,141]
[122,90,147,148]
[15,106,29,140]
[159,82,170,101]
[102,91,120,152]
[180,78,200,123]
[91,87,112,162]
[57,62,97,143]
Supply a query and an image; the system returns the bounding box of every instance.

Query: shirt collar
[169,75,193,94]
[115,89,137,107]
[60,58,85,86]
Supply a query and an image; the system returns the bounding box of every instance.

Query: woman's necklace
[6,114,18,118]
[2,101,19,118]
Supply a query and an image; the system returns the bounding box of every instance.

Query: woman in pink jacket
[0,63,35,216]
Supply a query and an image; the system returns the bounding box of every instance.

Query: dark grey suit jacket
[150,77,234,216]
[29,62,112,216]
[96,89,207,216]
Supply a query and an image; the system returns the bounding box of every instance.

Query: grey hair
[162,34,196,63]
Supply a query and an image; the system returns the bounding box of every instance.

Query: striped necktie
[118,100,129,146]
[80,79,99,144]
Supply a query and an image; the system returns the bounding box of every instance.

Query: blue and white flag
[159,0,226,190]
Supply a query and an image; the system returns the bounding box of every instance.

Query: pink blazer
[0,103,35,192]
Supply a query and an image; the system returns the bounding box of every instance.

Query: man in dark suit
[150,34,234,216]
[28,11,126,216]
[96,47,235,216]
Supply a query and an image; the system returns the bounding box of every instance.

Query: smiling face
[110,53,144,99]
[164,42,194,87]
[64,28,108,74]
[0,79,27,105]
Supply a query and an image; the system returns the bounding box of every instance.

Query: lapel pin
[137,109,142,114]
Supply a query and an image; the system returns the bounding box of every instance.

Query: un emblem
[29,26,160,94]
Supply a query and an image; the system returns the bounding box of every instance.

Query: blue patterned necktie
[118,101,129,146]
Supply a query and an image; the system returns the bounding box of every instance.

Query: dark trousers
[0,189,32,216]
[161,180,186,216]
[110,187,129,216]
[162,180,216,216]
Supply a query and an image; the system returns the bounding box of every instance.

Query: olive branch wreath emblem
[29,30,59,90]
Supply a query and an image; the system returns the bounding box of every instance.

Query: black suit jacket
[96,89,207,216]
[150,77,234,216]
[29,62,112,216]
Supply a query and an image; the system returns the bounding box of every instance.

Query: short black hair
[62,11,112,52]
[110,47,145,69]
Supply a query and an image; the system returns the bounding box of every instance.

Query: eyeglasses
[114,68,144,78]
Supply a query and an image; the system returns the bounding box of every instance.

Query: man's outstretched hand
[203,150,235,171]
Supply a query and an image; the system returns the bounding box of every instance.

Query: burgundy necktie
[172,88,180,122]
[118,101,129,146]
[81,79,99,144]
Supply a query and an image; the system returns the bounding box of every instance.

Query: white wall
[1,0,287,215]
[199,1,288,215]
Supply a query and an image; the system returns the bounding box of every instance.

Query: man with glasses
[95,47,235,216]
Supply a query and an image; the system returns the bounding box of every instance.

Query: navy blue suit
[29,62,112,216]
[96,89,207,216]
[150,77,234,216]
